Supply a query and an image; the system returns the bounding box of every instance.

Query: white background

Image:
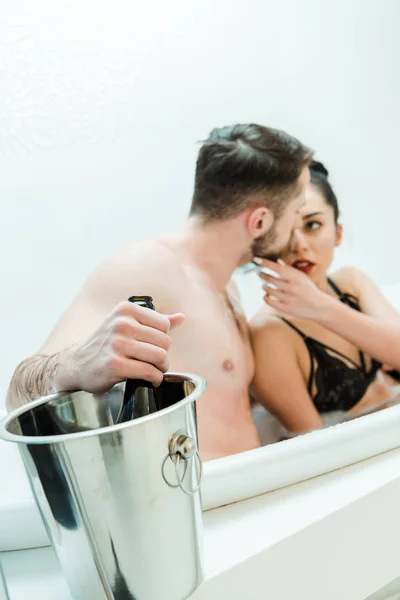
[1,0,399,406]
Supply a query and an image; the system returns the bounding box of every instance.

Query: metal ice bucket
[0,373,206,600]
[0,559,9,600]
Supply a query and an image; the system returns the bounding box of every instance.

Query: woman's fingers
[262,281,289,299]
[254,257,295,281]
[264,293,286,310]
[259,273,291,294]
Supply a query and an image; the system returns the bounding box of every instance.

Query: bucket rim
[0,372,206,445]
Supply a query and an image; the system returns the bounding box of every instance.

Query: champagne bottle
[115,296,159,424]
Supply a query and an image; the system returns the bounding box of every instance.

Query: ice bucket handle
[162,429,203,496]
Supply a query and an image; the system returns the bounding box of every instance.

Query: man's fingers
[112,338,169,372]
[117,302,171,333]
[116,303,185,333]
[111,317,171,350]
[120,358,165,387]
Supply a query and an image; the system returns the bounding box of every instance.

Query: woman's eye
[305,221,321,231]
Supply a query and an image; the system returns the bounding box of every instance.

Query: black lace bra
[281,278,381,413]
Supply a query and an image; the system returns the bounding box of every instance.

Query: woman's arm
[319,268,400,368]
[250,317,323,433]
[316,302,400,369]
[351,267,400,322]
[256,260,400,370]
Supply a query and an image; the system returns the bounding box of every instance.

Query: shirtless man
[7,123,312,460]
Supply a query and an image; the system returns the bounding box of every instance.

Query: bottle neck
[128,295,155,310]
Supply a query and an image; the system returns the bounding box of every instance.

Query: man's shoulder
[85,238,185,311]
[110,239,181,272]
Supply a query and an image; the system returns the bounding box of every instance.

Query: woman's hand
[254,257,330,320]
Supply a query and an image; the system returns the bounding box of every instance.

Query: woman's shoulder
[250,307,302,345]
[329,265,368,298]
[250,304,282,330]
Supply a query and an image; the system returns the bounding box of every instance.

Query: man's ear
[246,206,274,239]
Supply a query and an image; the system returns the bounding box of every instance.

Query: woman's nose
[290,228,309,253]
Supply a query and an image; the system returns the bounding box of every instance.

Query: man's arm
[6,242,183,411]
[7,349,72,410]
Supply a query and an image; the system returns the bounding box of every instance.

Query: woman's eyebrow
[302,211,324,220]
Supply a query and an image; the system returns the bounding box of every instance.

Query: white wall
[1,0,399,406]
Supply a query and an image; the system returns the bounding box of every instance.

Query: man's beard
[251,227,286,263]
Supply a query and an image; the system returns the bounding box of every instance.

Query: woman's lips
[292,260,315,274]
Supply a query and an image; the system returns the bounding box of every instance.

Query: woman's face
[280,183,342,283]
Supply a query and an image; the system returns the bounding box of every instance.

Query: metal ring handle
[161,453,188,488]
[161,430,203,495]
[174,451,202,496]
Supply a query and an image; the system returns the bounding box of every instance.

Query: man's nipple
[223,359,235,372]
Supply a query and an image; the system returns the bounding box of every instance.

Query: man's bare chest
[171,286,254,381]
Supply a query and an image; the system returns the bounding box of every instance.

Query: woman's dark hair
[309,160,340,223]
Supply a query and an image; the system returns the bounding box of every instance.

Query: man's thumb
[168,313,185,329]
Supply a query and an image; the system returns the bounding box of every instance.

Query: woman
[250,160,400,434]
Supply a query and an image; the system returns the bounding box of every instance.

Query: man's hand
[57,302,185,394]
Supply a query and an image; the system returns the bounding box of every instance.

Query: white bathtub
[2,282,400,598]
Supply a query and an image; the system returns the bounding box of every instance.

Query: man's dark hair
[190,123,313,221]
